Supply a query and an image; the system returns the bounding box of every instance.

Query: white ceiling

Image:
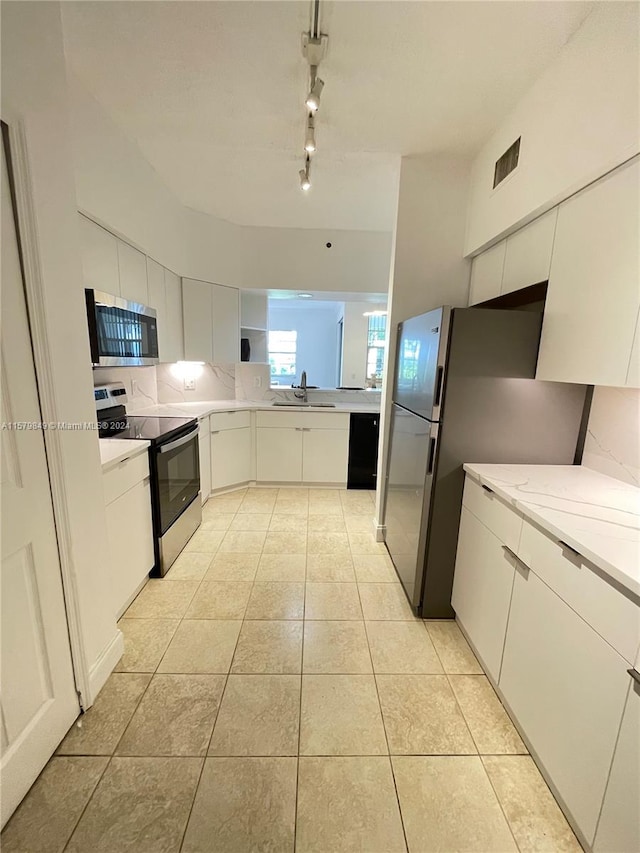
[61,1,593,232]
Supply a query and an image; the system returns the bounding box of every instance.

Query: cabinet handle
[117,456,131,467]
[211,430,220,434]
[501,545,530,573]
[482,484,494,496]
[558,540,582,562]
[295,427,303,431]
[627,668,640,687]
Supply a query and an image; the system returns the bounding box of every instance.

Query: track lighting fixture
[304,115,316,154]
[299,157,311,191]
[305,68,324,113]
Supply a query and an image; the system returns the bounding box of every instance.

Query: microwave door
[85,289,159,366]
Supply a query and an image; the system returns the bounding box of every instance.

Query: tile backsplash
[156,363,236,403]
[92,366,158,412]
[583,386,640,486]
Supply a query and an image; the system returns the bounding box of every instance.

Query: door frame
[2,119,90,708]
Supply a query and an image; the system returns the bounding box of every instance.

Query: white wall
[465,2,640,255]
[268,301,343,389]
[341,302,387,388]
[583,387,640,487]
[375,153,472,530]
[2,2,118,701]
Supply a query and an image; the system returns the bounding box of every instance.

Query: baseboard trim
[88,629,124,707]
[374,522,386,542]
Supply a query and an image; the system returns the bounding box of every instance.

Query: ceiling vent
[493,137,521,188]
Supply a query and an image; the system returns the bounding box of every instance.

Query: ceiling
[61,1,593,232]
[266,289,387,304]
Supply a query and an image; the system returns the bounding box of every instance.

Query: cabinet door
[500,568,630,844]
[469,240,505,305]
[502,208,557,295]
[256,428,302,482]
[212,283,240,363]
[537,158,640,386]
[146,258,166,360]
[105,479,154,618]
[182,278,213,363]
[198,417,211,503]
[78,214,119,295]
[164,269,184,363]
[211,427,251,490]
[302,428,349,484]
[451,507,517,682]
[625,307,640,387]
[117,240,148,306]
[594,673,640,853]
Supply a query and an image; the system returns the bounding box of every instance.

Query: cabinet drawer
[256,410,350,430]
[518,520,640,664]
[452,507,516,682]
[462,476,522,551]
[210,411,251,431]
[103,452,150,506]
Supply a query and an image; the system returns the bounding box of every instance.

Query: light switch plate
[184,377,196,391]
[253,376,262,388]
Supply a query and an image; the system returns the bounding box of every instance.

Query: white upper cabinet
[182,278,214,362]
[241,291,268,330]
[164,269,184,364]
[502,208,557,295]
[468,240,505,305]
[183,278,240,364]
[212,283,240,363]
[536,158,640,387]
[146,257,166,352]
[117,240,148,306]
[78,214,119,295]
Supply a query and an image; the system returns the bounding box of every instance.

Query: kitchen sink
[272,401,336,408]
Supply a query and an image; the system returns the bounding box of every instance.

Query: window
[366,314,387,382]
[268,330,297,382]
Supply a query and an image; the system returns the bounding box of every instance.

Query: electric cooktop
[99,415,197,445]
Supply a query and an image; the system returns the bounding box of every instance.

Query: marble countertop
[464,463,640,598]
[99,438,150,471]
[134,400,381,418]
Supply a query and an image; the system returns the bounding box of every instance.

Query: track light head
[305,76,324,112]
[304,116,316,154]
[299,163,311,191]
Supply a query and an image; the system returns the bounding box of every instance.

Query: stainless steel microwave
[85,289,159,367]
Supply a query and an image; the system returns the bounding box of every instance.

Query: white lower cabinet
[451,506,518,682]
[499,567,630,846]
[103,455,154,619]
[257,427,303,482]
[255,411,350,485]
[198,416,211,503]
[211,427,251,490]
[301,428,349,484]
[593,673,640,853]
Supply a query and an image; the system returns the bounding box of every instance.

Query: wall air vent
[493,137,521,188]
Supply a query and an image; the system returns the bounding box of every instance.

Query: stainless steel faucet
[294,370,308,403]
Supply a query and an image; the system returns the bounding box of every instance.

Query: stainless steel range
[95,382,202,576]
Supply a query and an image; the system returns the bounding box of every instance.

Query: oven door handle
[158,426,199,454]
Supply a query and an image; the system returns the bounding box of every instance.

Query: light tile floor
[2,487,583,853]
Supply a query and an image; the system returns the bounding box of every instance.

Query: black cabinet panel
[348,413,379,490]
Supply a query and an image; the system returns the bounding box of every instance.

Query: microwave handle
[158,426,200,454]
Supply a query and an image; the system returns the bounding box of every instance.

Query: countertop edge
[463,463,640,599]
[99,438,151,472]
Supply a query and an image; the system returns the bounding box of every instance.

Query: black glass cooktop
[100,415,197,445]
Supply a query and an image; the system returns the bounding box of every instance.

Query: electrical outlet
[253,376,262,388]
[184,377,196,391]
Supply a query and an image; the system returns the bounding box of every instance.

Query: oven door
[154,427,201,535]
[86,289,159,366]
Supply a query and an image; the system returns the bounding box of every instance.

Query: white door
[256,428,302,482]
[211,428,251,491]
[1,138,79,826]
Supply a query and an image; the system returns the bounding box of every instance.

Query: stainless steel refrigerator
[385,306,590,618]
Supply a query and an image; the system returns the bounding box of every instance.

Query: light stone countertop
[464,463,640,598]
[99,438,150,471]
[134,400,381,419]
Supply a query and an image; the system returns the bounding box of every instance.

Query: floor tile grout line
[60,754,114,853]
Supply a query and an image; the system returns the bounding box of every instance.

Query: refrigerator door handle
[434,366,444,407]
[427,434,437,475]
